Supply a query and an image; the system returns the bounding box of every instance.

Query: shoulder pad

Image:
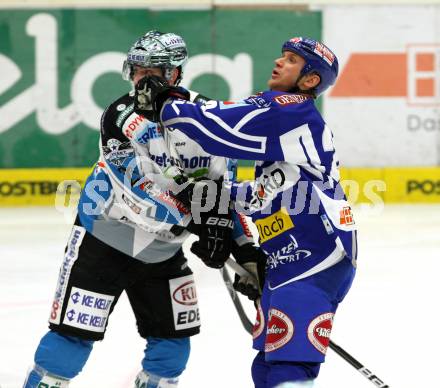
[102,94,134,129]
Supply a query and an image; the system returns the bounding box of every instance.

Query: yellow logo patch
[255,207,294,243]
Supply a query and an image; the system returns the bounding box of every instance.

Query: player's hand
[182,178,233,268]
[173,177,220,211]
[134,75,190,121]
[190,213,234,268]
[232,243,266,300]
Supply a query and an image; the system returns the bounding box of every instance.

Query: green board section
[0,9,321,168]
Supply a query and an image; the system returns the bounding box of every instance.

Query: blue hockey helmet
[282,37,339,96]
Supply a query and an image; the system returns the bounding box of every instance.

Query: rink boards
[0,166,439,206]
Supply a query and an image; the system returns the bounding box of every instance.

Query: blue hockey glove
[134,75,190,121]
[232,242,266,301]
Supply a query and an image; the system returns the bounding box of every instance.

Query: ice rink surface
[1,204,439,388]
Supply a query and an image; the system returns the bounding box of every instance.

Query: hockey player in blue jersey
[134,37,357,387]
[23,31,260,388]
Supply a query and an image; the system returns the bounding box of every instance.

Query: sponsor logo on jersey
[63,287,114,332]
[157,192,190,215]
[255,207,294,243]
[122,193,142,214]
[273,94,309,106]
[307,312,334,354]
[49,226,85,325]
[265,234,311,269]
[169,275,200,330]
[252,300,265,339]
[172,280,198,306]
[265,308,294,352]
[237,213,253,238]
[116,103,135,127]
[250,167,286,211]
[135,122,160,144]
[244,95,272,108]
[180,155,211,169]
[105,149,133,167]
[122,113,147,139]
[107,138,122,151]
[320,214,335,235]
[339,206,355,225]
[218,101,249,110]
[150,153,211,169]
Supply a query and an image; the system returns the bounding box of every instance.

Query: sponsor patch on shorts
[49,226,85,325]
[62,287,114,333]
[265,308,294,352]
[169,275,200,330]
[307,312,334,354]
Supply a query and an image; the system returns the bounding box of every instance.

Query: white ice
[1,204,439,388]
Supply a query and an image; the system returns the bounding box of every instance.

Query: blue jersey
[77,91,252,263]
[161,91,357,288]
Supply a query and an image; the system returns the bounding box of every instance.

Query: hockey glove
[172,177,222,214]
[134,75,190,121]
[190,211,234,269]
[178,178,233,269]
[232,242,267,301]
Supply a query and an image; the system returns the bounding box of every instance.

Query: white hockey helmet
[122,30,188,84]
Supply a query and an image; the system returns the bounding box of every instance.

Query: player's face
[268,51,306,91]
[132,66,165,86]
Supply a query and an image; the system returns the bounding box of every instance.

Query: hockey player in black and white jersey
[23,31,264,388]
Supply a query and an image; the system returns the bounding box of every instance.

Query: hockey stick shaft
[223,259,390,388]
[220,263,254,333]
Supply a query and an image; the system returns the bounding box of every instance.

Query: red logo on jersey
[264,308,294,352]
[274,94,309,106]
[253,300,265,339]
[237,213,253,238]
[157,193,190,215]
[307,312,334,354]
[339,206,355,225]
[172,281,198,306]
[123,114,146,139]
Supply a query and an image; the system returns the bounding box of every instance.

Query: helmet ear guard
[282,37,338,96]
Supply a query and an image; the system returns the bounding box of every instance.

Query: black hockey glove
[134,75,190,121]
[172,176,221,212]
[173,177,233,269]
[190,211,234,269]
[232,242,267,301]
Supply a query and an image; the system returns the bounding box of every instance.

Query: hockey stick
[220,260,254,333]
[222,258,390,388]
